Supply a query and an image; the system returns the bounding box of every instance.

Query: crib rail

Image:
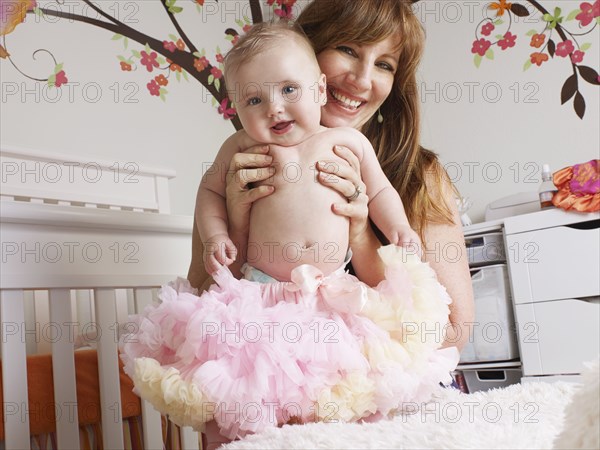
[1,146,175,213]
[1,184,197,449]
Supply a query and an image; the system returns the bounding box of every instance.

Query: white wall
[1,1,598,223]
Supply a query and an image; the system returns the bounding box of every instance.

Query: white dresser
[458,208,600,390]
[503,208,600,381]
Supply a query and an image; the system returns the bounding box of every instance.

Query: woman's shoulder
[420,151,455,200]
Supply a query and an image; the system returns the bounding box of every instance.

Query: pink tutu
[120,245,459,439]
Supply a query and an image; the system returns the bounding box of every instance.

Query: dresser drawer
[516,298,600,376]
[506,221,600,304]
[460,265,519,363]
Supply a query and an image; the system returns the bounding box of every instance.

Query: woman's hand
[225,145,275,236]
[224,144,275,278]
[316,145,386,286]
[316,145,370,244]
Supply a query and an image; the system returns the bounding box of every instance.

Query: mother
[188,0,474,351]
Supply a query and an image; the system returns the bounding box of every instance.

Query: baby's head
[224,21,327,145]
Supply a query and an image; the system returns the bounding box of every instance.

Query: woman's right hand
[225,144,275,236]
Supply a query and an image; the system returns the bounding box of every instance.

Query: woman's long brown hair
[297,0,455,243]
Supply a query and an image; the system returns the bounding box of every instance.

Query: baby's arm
[197,132,245,274]
[346,130,421,251]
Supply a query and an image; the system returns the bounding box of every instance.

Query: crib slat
[1,290,31,450]
[180,426,201,450]
[49,289,81,449]
[134,288,166,449]
[94,288,124,449]
[33,290,50,354]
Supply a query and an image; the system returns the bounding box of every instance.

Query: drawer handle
[564,219,600,231]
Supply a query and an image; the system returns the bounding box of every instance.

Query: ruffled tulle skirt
[119,245,459,439]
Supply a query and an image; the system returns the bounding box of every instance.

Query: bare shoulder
[423,160,458,209]
[217,129,258,161]
[316,127,370,159]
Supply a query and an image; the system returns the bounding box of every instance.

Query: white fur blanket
[222,379,585,449]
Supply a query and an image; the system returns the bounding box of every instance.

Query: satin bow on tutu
[284,264,369,314]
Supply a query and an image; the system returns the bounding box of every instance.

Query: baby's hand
[391,225,422,258]
[203,234,237,275]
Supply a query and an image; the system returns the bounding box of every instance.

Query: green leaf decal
[523,59,532,71]
[566,9,581,21]
[485,49,494,60]
[474,54,482,68]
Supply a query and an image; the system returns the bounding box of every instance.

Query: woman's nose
[347,62,372,91]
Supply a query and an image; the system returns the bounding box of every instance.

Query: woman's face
[316,34,401,130]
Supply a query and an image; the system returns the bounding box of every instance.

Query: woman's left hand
[316,145,370,244]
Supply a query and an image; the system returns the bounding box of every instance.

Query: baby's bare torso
[244,128,360,281]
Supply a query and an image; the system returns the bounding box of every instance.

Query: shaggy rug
[222,381,578,449]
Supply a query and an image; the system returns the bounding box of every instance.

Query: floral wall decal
[470,0,600,118]
[0,0,597,126]
[0,0,296,130]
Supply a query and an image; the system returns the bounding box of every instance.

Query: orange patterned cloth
[552,159,600,212]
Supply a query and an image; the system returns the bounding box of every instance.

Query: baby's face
[227,39,326,146]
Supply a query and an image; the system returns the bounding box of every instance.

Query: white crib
[0,147,200,449]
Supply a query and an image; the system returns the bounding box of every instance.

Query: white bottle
[538,164,557,209]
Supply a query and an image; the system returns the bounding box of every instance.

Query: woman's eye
[377,62,395,72]
[336,45,355,56]
[248,97,261,106]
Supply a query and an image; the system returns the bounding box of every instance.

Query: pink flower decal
[147,79,160,96]
[481,22,495,36]
[54,70,67,87]
[576,2,598,26]
[218,98,236,120]
[216,53,224,63]
[163,40,176,53]
[571,50,585,63]
[471,38,491,56]
[555,40,575,58]
[210,66,222,79]
[120,61,132,71]
[274,7,293,19]
[498,32,517,50]
[140,50,159,72]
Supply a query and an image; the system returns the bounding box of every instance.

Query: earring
[377,109,383,124]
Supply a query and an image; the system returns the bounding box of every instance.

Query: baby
[198,22,420,282]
